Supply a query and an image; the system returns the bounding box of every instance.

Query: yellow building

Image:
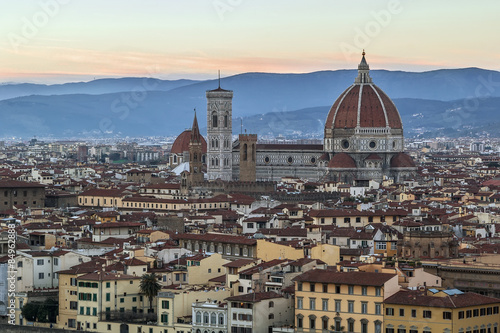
[57,260,107,329]
[77,188,126,208]
[308,209,405,227]
[255,239,340,265]
[156,287,231,332]
[187,253,230,285]
[75,271,143,331]
[384,288,500,333]
[293,270,399,333]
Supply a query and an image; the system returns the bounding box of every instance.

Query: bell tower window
[212,112,218,128]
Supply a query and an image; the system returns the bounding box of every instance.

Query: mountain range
[0,67,499,139]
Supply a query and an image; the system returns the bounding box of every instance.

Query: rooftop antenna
[241,118,243,134]
[218,70,221,89]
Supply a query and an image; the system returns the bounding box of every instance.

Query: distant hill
[0,67,499,138]
[0,78,199,101]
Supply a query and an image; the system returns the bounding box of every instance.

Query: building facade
[293,270,399,333]
[384,289,500,333]
[206,85,233,181]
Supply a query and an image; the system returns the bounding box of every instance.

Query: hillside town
[1,55,500,333]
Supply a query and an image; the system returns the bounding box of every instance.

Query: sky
[0,0,499,84]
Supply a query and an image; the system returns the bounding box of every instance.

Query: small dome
[171,130,207,154]
[365,153,382,160]
[390,152,415,168]
[328,153,356,169]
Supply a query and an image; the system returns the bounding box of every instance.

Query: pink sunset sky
[0,0,498,84]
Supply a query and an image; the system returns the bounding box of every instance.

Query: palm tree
[139,273,161,313]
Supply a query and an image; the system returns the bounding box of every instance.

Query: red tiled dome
[171,130,207,154]
[390,153,415,168]
[325,53,402,130]
[325,84,402,129]
[328,153,356,169]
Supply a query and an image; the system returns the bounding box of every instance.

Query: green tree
[21,302,40,322]
[22,299,59,323]
[139,273,161,313]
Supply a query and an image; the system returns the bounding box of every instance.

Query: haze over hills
[0,68,499,139]
[0,78,199,101]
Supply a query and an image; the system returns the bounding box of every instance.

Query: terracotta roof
[391,153,416,168]
[0,180,45,188]
[226,291,282,303]
[384,289,500,308]
[293,269,396,286]
[328,153,356,169]
[223,259,256,268]
[209,274,226,283]
[123,258,147,266]
[93,222,143,228]
[174,232,257,246]
[143,183,181,190]
[79,188,125,197]
[239,259,289,275]
[78,271,140,281]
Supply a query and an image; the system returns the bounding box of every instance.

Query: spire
[218,70,221,89]
[355,49,372,84]
[190,108,202,143]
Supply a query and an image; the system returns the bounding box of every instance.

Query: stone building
[0,180,45,210]
[397,231,459,259]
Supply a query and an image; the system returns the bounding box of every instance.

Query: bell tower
[188,110,204,185]
[206,76,233,181]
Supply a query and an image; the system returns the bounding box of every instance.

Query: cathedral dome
[325,52,402,130]
[171,129,207,154]
[328,152,356,169]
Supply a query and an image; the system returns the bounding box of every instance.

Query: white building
[192,299,228,333]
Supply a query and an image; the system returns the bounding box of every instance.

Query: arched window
[252,144,255,161]
[193,153,198,161]
[269,301,274,308]
[196,312,201,324]
[243,143,248,161]
[219,313,224,325]
[212,112,218,128]
[224,114,228,127]
[211,313,216,325]
[203,312,209,324]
